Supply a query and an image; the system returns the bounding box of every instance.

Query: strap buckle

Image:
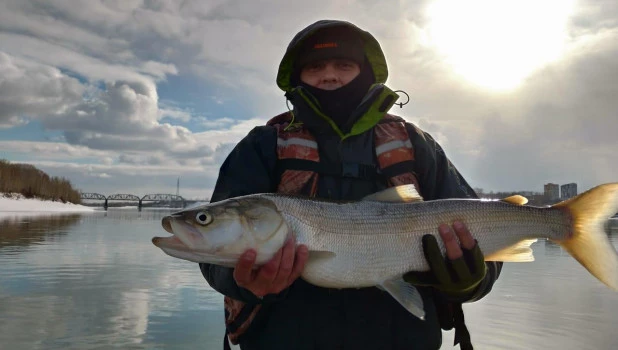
[341,162,375,179]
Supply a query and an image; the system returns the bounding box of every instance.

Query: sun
[423,0,576,91]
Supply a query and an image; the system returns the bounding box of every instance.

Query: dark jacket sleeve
[199,125,281,303]
[407,123,503,303]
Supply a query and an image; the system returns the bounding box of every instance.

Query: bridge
[80,193,187,211]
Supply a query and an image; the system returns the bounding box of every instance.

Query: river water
[1,209,617,350]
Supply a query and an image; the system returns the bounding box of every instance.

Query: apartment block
[544,183,560,201]
[561,183,578,199]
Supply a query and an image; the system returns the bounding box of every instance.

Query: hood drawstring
[393,90,410,108]
[283,96,296,131]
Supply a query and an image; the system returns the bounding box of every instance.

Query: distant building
[561,183,578,199]
[544,183,560,201]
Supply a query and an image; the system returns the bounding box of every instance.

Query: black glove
[404,234,487,297]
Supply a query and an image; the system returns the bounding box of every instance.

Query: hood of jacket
[276,20,389,93]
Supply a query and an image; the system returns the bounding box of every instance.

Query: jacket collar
[285,83,400,140]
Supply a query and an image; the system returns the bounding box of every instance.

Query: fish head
[152,196,290,266]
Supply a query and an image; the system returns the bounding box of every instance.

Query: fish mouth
[154,214,183,249]
[152,235,186,249]
[151,235,239,267]
[157,214,204,250]
[154,212,240,267]
[161,214,178,234]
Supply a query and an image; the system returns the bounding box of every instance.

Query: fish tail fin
[552,183,618,290]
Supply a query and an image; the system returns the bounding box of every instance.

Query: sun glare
[424,0,575,91]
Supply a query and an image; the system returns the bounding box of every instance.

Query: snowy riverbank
[0,193,95,218]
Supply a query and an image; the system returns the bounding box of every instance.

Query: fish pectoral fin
[379,277,425,320]
[484,239,538,262]
[307,250,336,264]
[362,185,424,203]
[500,195,529,206]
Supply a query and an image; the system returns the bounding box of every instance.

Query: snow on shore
[0,193,95,218]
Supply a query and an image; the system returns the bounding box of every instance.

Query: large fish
[152,183,618,319]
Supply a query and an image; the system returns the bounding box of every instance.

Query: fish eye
[195,211,212,225]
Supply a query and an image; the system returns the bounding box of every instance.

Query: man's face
[300,58,361,90]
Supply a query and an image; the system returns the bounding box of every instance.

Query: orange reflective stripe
[223,113,422,344]
[277,170,318,195]
[268,113,419,195]
[270,116,320,196]
[276,130,319,161]
[374,121,415,169]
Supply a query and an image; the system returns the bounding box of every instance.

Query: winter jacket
[200,19,502,350]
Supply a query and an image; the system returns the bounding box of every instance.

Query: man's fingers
[450,257,472,281]
[287,245,309,284]
[232,235,306,297]
[422,234,451,285]
[233,249,257,286]
[271,237,296,287]
[251,245,284,296]
[438,224,463,260]
[453,221,476,250]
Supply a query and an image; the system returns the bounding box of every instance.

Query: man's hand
[404,221,487,297]
[233,236,309,298]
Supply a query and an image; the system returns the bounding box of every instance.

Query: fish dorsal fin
[484,239,538,262]
[362,185,424,203]
[500,195,528,206]
[379,277,425,320]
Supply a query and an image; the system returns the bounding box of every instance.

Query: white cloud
[405,27,618,192]
[0,140,111,160]
[199,117,235,129]
[1,0,617,195]
[158,106,193,122]
[0,54,209,157]
[0,52,84,122]
[0,32,160,86]
[0,116,28,129]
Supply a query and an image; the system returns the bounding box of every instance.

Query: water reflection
[0,214,82,250]
[442,219,618,349]
[0,209,226,349]
[79,207,171,222]
[1,211,617,349]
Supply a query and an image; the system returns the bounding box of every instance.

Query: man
[201,19,502,350]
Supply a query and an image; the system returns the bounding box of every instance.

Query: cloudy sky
[1,0,616,200]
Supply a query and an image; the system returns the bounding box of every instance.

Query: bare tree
[0,159,81,204]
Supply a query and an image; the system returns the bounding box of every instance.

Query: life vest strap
[453,302,473,350]
[277,159,378,181]
[225,303,258,334]
[379,160,417,179]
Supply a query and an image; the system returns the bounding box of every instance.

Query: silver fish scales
[153,183,618,319]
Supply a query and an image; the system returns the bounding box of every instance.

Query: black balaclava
[298,57,375,132]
